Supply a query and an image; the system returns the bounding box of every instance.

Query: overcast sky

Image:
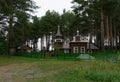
[33,0,73,17]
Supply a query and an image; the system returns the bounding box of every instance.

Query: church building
[54,26,99,53]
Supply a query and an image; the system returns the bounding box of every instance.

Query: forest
[0,0,120,55]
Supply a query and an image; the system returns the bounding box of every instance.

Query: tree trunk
[106,16,110,49]
[21,25,25,52]
[8,14,13,55]
[89,32,92,52]
[41,35,44,51]
[109,18,113,50]
[100,8,105,51]
[33,37,38,51]
[116,30,119,50]
[96,25,101,48]
[113,25,117,51]
[33,39,35,51]
[39,37,42,51]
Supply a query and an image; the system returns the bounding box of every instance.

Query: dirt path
[0,63,58,82]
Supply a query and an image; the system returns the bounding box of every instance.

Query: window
[73,47,78,53]
[80,47,85,53]
[55,39,62,42]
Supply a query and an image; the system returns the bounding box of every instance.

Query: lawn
[0,54,120,82]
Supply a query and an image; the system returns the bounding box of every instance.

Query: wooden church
[54,26,99,53]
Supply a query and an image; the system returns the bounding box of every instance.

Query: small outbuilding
[18,45,32,53]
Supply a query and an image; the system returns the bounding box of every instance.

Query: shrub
[14,51,42,58]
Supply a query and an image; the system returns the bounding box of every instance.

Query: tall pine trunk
[8,14,13,55]
[106,16,110,49]
[113,25,117,51]
[41,35,44,51]
[100,8,105,51]
[109,18,113,50]
[21,24,25,52]
[46,35,50,51]
[116,30,119,50]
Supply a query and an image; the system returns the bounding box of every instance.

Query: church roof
[56,26,62,37]
[87,43,99,49]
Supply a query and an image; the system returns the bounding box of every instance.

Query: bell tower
[55,25,63,42]
[54,25,63,49]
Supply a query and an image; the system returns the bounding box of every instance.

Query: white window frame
[55,39,62,42]
[73,47,78,53]
[80,47,85,53]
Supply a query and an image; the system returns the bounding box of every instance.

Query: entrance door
[73,47,78,53]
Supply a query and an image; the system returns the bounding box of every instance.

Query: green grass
[85,70,120,82]
[0,53,120,82]
[0,55,40,66]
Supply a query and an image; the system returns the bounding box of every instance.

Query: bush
[14,51,42,58]
[0,39,7,55]
[56,52,80,60]
[91,52,119,60]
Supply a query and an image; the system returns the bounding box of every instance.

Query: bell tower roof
[56,25,62,37]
